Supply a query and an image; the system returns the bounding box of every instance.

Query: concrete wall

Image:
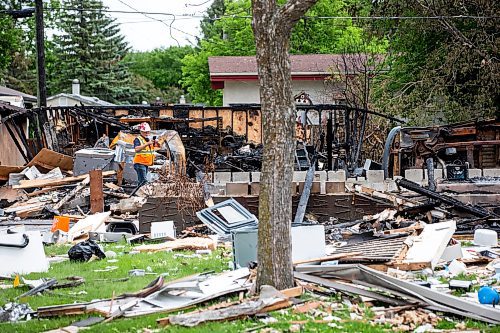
[222,80,337,106]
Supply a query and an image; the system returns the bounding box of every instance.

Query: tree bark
[251,0,318,290]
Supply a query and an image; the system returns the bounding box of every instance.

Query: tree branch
[276,0,318,31]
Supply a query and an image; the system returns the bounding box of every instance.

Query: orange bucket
[51,216,70,232]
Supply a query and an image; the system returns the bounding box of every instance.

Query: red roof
[209,54,381,89]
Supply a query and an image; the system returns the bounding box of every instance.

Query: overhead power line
[42,7,500,20]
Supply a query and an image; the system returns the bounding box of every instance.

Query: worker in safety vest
[133,122,156,186]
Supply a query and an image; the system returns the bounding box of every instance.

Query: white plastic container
[473,229,498,247]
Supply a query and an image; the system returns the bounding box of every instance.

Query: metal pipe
[382,126,401,179]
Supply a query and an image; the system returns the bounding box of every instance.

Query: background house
[209,54,371,106]
[47,79,115,107]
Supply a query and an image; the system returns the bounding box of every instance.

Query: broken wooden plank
[27,148,73,171]
[13,171,115,189]
[90,170,104,213]
[104,182,121,191]
[52,177,90,212]
[0,165,25,181]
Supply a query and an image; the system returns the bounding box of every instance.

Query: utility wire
[185,0,212,7]
[114,0,197,45]
[42,7,500,20]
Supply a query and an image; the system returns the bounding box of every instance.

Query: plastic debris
[68,240,106,262]
[478,286,499,306]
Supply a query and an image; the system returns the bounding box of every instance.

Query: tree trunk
[251,0,318,291]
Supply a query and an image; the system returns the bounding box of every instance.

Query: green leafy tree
[0,1,23,86]
[371,0,499,125]
[124,46,193,103]
[181,0,385,105]
[0,0,61,95]
[0,16,20,82]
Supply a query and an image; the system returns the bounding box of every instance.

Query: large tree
[50,0,136,103]
[182,0,381,105]
[371,0,499,125]
[124,46,193,103]
[252,0,318,290]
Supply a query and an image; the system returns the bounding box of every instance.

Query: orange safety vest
[133,135,154,166]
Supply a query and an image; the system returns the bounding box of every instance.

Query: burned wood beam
[4,120,30,163]
[28,111,43,153]
[67,107,129,129]
[10,119,34,160]
[0,103,32,124]
[396,178,496,218]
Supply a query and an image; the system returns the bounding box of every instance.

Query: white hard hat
[138,122,151,132]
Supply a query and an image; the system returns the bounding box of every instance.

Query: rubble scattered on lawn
[0,116,500,331]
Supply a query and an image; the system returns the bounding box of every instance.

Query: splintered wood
[13,170,115,189]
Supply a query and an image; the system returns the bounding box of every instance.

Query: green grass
[0,243,231,333]
[1,243,499,333]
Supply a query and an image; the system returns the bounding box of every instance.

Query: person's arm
[134,138,152,152]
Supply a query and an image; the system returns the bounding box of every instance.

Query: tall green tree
[0,1,61,95]
[124,46,193,103]
[181,0,384,105]
[0,15,20,82]
[50,0,137,103]
[371,0,499,125]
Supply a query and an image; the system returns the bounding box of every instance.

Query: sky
[103,0,215,51]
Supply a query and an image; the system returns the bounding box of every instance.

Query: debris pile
[0,107,499,331]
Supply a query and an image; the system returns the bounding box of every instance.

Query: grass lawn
[0,242,498,332]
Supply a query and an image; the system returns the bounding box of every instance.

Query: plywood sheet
[219,109,232,131]
[247,110,261,144]
[188,110,203,129]
[203,109,218,128]
[159,109,173,118]
[0,122,26,166]
[27,148,73,171]
[0,165,25,181]
[233,111,247,137]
